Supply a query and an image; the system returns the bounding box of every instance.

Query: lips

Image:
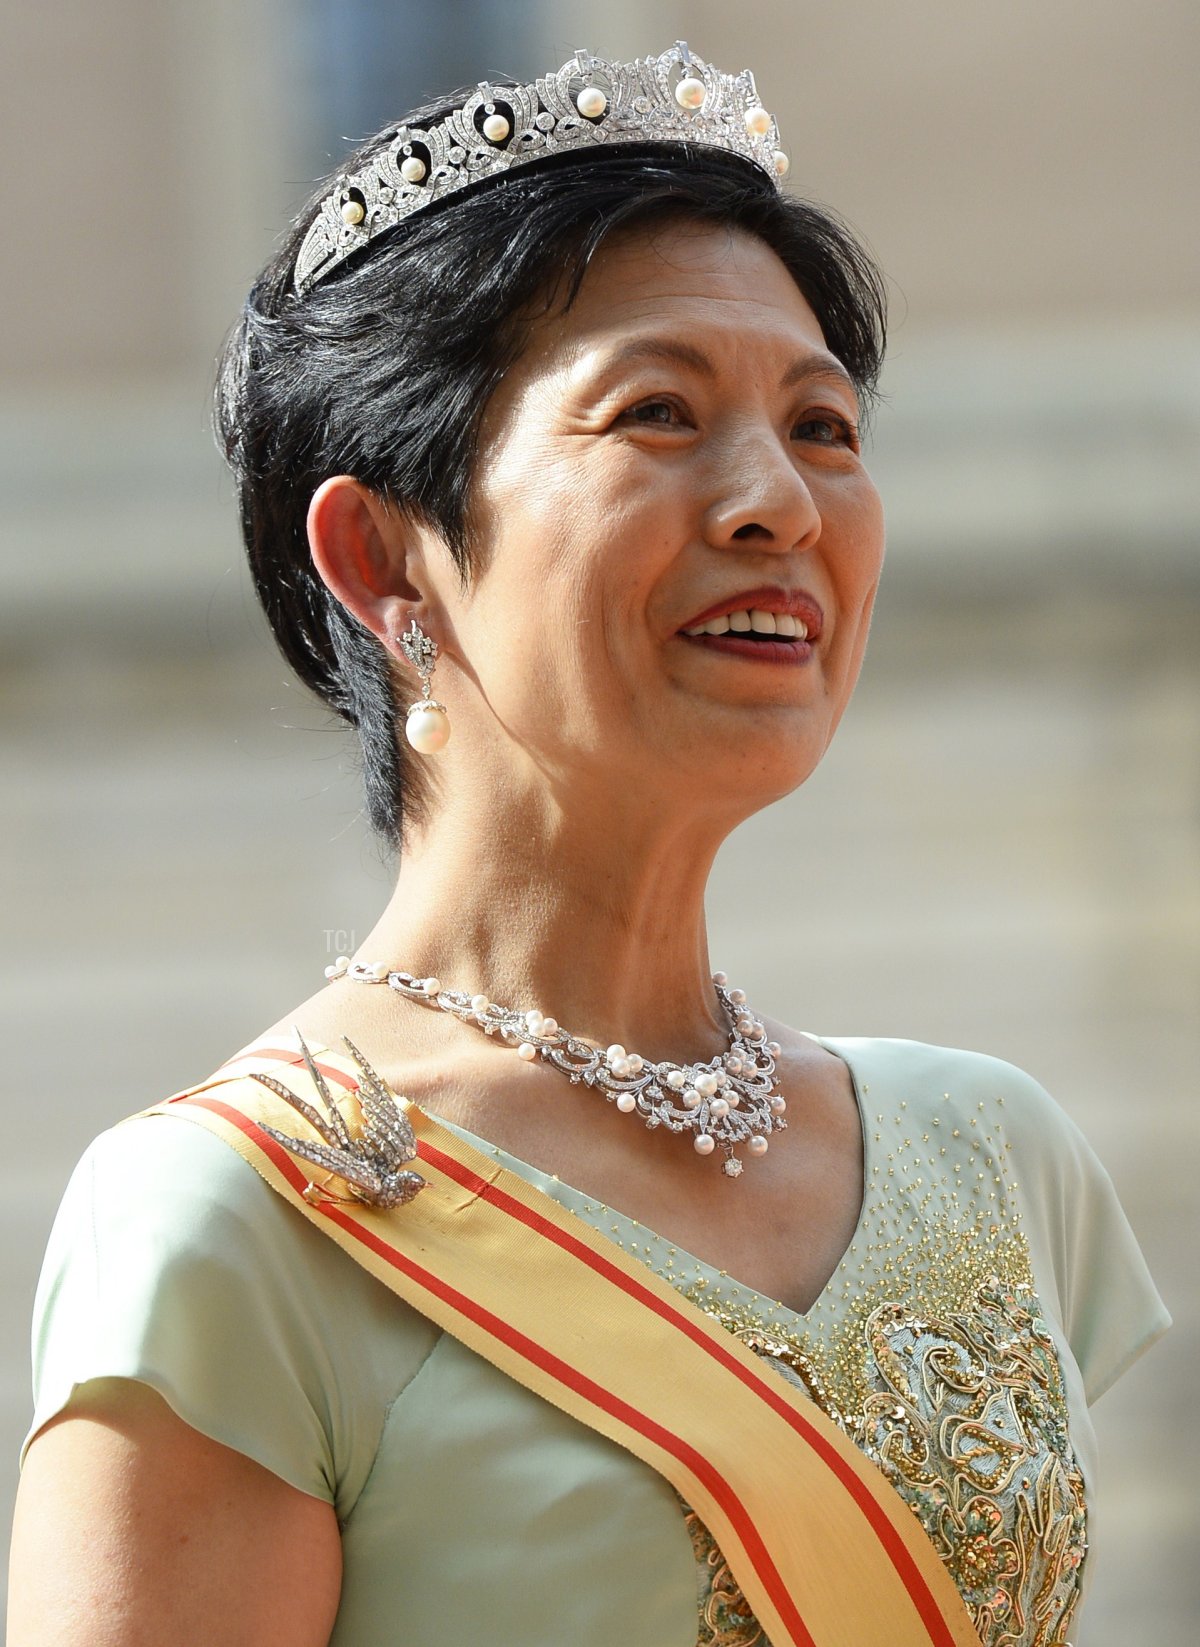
[678,585,825,642]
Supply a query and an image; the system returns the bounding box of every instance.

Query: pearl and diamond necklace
[324,958,788,1179]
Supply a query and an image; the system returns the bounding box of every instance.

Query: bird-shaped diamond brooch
[249,1031,426,1208]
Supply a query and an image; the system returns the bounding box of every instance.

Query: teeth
[683,608,811,640]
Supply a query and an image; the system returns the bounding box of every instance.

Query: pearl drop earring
[397,617,451,754]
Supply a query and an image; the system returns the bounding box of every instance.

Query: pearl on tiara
[674,75,707,110]
[575,86,607,118]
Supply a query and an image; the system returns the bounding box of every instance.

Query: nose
[702,434,822,555]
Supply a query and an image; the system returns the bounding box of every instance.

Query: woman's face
[437,220,885,818]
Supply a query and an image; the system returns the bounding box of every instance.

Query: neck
[347,792,735,1064]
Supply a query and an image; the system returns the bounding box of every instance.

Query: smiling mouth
[682,608,809,641]
[677,608,813,664]
[678,631,810,665]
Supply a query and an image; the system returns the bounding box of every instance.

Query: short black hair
[215,94,888,852]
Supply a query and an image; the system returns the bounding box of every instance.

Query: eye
[616,396,690,428]
[793,413,860,450]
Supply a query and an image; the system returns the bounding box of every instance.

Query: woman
[8,43,1168,1647]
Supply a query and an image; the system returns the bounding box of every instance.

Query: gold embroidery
[681,1500,768,1647]
[659,1099,1088,1647]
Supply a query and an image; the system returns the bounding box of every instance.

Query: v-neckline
[234,1030,874,1333]
[444,1031,873,1330]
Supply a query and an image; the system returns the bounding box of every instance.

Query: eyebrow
[592,338,860,403]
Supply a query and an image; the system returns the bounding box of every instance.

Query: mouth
[676,588,824,665]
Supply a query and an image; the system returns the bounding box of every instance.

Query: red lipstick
[679,585,824,639]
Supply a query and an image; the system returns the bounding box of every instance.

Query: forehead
[526,221,831,375]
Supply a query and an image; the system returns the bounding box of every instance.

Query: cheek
[824,477,885,645]
[471,449,680,669]
[458,527,637,744]
[837,473,886,585]
[816,475,884,696]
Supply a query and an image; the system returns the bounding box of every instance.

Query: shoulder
[815,1034,1170,1399]
[58,1098,435,1356]
[81,1106,291,1223]
[816,1032,1110,1200]
[58,1108,330,1284]
[40,1088,417,1333]
[29,1094,441,1512]
[812,1032,1067,1127]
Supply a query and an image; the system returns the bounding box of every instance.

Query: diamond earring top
[398,615,438,681]
[398,617,451,754]
[294,42,789,293]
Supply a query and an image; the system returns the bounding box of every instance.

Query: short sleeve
[994,1063,1171,1404]
[22,1111,440,1519]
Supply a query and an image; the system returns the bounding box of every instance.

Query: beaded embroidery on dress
[610,1076,1089,1647]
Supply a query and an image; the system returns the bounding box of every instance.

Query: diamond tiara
[294,41,789,294]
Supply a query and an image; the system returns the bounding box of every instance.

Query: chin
[695,724,828,804]
[763,751,826,804]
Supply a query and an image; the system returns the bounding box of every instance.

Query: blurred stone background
[2,0,1196,1639]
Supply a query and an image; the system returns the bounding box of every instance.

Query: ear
[306,476,427,648]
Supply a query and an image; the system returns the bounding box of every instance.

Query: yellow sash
[141,1039,981,1647]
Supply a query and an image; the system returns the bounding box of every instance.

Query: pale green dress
[24,1036,1169,1646]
